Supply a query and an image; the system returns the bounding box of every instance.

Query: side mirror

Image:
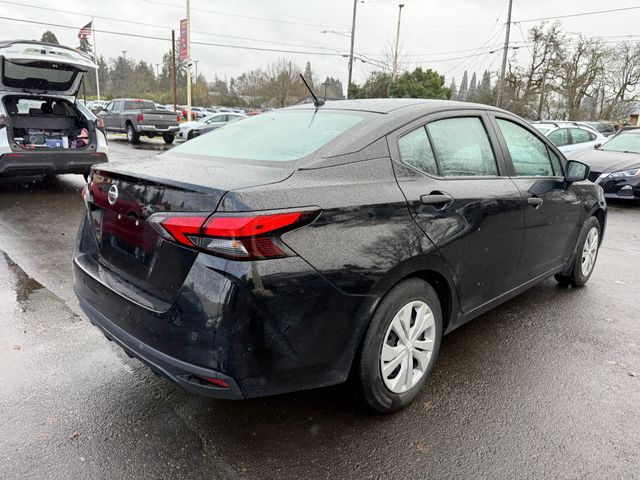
[566,160,590,183]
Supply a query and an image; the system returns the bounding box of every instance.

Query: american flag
[78,22,92,39]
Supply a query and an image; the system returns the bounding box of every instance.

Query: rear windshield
[124,101,156,110]
[171,110,363,161]
[2,60,76,91]
[532,125,550,134]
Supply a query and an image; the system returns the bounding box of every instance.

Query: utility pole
[171,30,177,113]
[194,60,199,83]
[121,50,127,94]
[496,0,513,108]
[391,4,405,82]
[186,0,192,120]
[347,0,358,98]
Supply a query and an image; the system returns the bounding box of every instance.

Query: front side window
[570,128,594,144]
[426,117,498,176]
[497,119,554,176]
[398,127,438,176]
[548,128,570,147]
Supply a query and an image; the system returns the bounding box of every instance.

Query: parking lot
[1,134,639,479]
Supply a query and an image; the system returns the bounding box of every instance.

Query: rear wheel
[186,130,195,140]
[555,216,601,287]
[163,133,175,144]
[126,124,140,144]
[354,278,442,413]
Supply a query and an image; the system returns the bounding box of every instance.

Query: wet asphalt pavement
[1,135,639,479]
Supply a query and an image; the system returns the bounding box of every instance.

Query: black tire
[126,124,140,144]
[163,133,175,144]
[186,130,195,141]
[353,278,443,413]
[555,216,601,287]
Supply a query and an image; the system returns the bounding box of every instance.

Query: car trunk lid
[0,40,96,96]
[84,154,294,309]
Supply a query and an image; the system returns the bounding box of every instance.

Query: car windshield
[171,110,363,161]
[533,125,551,134]
[599,131,640,154]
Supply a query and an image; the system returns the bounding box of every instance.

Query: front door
[390,111,525,313]
[490,115,582,283]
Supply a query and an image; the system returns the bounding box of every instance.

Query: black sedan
[73,99,606,413]
[572,127,640,201]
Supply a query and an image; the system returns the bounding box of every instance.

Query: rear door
[565,128,597,155]
[390,110,526,313]
[0,41,96,96]
[489,114,581,283]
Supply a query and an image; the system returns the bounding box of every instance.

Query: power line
[0,15,348,57]
[515,6,640,24]
[0,0,345,54]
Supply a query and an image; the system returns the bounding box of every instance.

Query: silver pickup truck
[97,98,180,144]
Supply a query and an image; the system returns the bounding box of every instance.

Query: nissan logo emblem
[107,184,119,206]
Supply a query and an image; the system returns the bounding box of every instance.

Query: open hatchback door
[0,40,96,97]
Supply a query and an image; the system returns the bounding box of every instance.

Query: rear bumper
[137,125,179,134]
[76,292,244,399]
[0,151,108,176]
[72,215,376,399]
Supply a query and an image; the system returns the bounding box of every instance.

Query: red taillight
[177,115,181,122]
[96,118,105,129]
[148,209,319,260]
[137,113,144,123]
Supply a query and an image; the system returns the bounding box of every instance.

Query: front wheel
[353,278,442,413]
[163,133,175,144]
[555,216,601,287]
[126,124,140,144]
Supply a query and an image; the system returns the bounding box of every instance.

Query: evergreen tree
[449,78,457,100]
[457,71,468,101]
[467,72,478,102]
[303,62,314,88]
[477,70,493,105]
[41,31,59,44]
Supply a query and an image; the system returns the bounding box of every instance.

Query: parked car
[177,112,246,140]
[573,127,640,200]
[73,99,605,413]
[97,98,180,144]
[579,121,617,137]
[0,40,108,177]
[532,121,608,157]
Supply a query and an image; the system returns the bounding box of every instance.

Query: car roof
[286,98,502,115]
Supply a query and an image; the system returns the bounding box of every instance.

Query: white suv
[0,40,109,177]
[531,121,608,158]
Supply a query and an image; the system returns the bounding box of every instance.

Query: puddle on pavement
[0,250,44,308]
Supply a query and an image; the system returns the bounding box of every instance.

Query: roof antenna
[299,74,325,108]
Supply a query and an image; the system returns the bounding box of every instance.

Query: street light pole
[347,0,358,98]
[391,4,405,82]
[194,60,199,83]
[496,0,513,108]
[186,0,192,120]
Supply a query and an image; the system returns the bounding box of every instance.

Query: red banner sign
[179,19,188,61]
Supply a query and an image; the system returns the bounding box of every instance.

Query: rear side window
[398,127,438,176]
[496,119,554,176]
[570,128,595,144]
[170,110,363,161]
[426,117,498,176]
[548,128,570,147]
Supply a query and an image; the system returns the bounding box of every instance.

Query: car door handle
[420,192,454,209]
[527,196,543,208]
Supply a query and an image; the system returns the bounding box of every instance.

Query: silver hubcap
[581,227,599,276]
[380,301,435,394]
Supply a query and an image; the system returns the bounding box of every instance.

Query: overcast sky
[1,0,639,90]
